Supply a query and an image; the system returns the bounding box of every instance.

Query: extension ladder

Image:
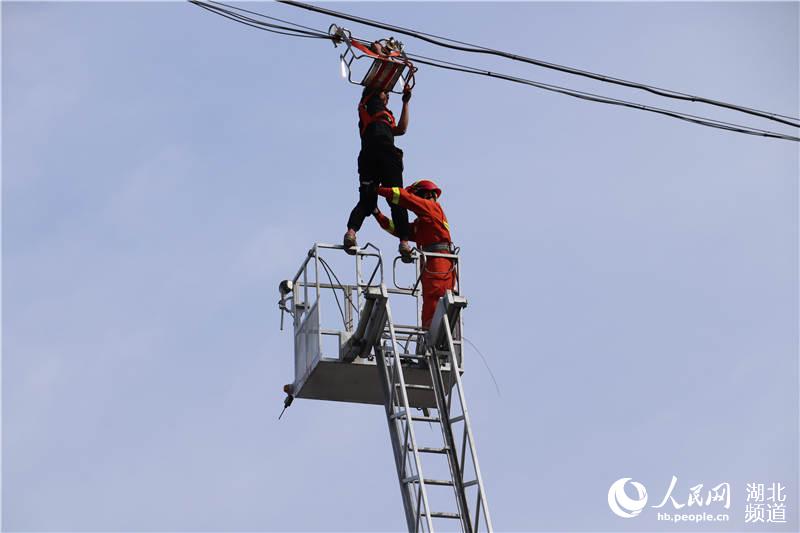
[366,287,493,532]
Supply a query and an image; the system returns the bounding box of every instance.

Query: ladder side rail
[441,358,481,533]
[453,252,464,370]
[399,415,412,488]
[398,402,428,533]
[442,313,494,532]
[397,399,424,533]
[414,489,424,533]
[389,358,428,533]
[473,490,483,533]
[438,359,469,486]
[388,355,414,482]
[429,350,473,532]
[387,347,399,408]
[359,289,422,532]
[377,292,424,532]
[444,359,457,415]
[459,428,468,481]
[375,345,419,532]
[385,303,435,532]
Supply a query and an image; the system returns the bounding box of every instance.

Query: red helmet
[406,179,442,199]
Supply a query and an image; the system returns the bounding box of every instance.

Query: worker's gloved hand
[371,41,385,56]
[402,88,412,103]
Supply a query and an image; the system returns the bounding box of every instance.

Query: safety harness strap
[421,242,454,253]
[359,93,396,135]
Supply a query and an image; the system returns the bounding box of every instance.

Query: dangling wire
[318,257,359,315]
[316,258,348,328]
[462,336,502,397]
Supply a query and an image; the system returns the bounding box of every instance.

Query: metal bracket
[340,285,389,362]
[427,290,467,350]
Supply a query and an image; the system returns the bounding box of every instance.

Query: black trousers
[347,144,410,240]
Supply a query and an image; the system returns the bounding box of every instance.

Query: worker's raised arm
[372,207,397,236]
[393,89,411,136]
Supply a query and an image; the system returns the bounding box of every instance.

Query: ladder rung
[422,478,455,486]
[450,415,465,423]
[405,477,454,486]
[464,479,478,488]
[425,512,461,520]
[396,383,434,391]
[389,411,440,423]
[410,446,449,454]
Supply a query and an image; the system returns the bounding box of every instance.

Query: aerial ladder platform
[278,243,492,532]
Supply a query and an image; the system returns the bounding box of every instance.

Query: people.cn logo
[608,477,648,518]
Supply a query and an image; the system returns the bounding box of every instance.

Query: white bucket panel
[295,357,454,408]
[294,301,321,392]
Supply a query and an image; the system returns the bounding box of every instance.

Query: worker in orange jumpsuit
[373,180,456,329]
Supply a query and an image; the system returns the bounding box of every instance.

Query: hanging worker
[343,45,413,263]
[373,180,455,329]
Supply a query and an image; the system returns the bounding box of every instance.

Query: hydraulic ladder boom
[374,291,493,532]
[279,244,492,532]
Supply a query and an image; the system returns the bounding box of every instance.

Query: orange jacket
[358,93,396,137]
[375,186,451,247]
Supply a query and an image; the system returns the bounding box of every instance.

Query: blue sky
[3,2,798,531]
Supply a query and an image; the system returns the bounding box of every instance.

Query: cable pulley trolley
[330,25,417,93]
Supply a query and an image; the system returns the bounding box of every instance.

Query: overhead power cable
[277,0,800,129]
[198,0,327,36]
[189,0,799,142]
[189,0,329,39]
[407,53,800,142]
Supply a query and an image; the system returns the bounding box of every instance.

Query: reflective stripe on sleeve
[391,187,401,204]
